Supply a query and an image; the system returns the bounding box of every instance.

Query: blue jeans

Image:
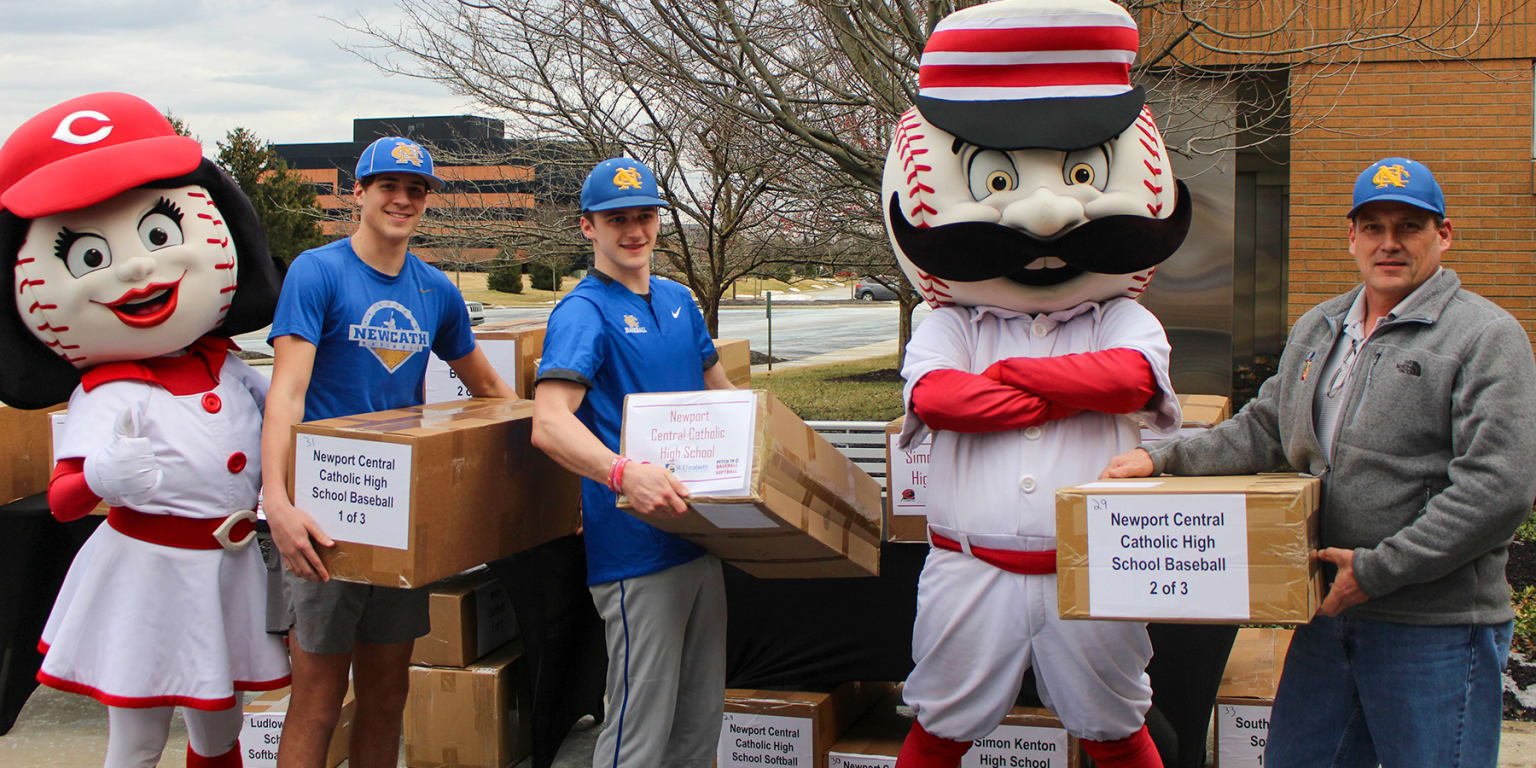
[1264,614,1512,768]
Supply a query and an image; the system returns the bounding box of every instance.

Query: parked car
[465,300,485,326]
[853,278,899,301]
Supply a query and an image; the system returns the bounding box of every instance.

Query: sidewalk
[751,339,898,375]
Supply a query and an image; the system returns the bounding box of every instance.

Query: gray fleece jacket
[1147,269,1536,625]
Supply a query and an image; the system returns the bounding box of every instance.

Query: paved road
[234,303,929,362]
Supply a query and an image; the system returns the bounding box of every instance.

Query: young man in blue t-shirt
[532,158,733,767]
[260,137,514,768]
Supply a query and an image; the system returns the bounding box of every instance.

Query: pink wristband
[608,457,632,493]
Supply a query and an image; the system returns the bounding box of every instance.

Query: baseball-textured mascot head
[883,0,1192,313]
[0,92,280,408]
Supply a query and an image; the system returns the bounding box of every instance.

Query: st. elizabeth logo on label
[349,300,430,373]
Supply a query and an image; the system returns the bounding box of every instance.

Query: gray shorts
[262,537,429,654]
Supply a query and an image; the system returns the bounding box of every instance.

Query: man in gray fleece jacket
[1104,157,1536,767]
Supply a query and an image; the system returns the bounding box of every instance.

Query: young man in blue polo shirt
[261,137,515,768]
[531,157,734,767]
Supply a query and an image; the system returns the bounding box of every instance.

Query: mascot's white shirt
[54,353,268,518]
[900,298,1180,541]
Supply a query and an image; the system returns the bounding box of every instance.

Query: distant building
[273,115,581,266]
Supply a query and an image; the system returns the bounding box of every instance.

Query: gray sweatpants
[589,555,727,768]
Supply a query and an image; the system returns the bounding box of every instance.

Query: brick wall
[1288,58,1536,341]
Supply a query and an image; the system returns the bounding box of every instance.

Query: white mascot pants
[903,547,1154,743]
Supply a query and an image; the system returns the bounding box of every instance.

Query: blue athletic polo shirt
[269,238,477,420]
[537,270,721,585]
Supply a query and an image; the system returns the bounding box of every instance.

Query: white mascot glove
[83,407,163,508]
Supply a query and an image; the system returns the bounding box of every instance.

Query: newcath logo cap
[581,157,669,212]
[355,136,446,190]
[0,91,204,218]
[1349,157,1445,219]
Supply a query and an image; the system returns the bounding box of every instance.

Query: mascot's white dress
[0,92,289,768]
[885,3,1193,767]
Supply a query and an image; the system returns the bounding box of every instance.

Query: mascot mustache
[888,179,1192,284]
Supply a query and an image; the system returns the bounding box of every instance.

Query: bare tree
[343,0,1518,362]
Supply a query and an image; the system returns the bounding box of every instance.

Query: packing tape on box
[764,452,881,541]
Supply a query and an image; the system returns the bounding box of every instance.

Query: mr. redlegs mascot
[0,93,289,767]
[887,2,1192,766]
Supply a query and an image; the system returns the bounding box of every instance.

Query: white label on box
[718,711,813,767]
[624,391,756,496]
[1086,493,1251,619]
[889,433,931,515]
[50,411,67,461]
[241,709,287,766]
[829,753,897,768]
[692,501,778,529]
[473,579,517,654]
[294,434,414,550]
[1217,702,1272,766]
[425,338,519,402]
[963,723,1070,768]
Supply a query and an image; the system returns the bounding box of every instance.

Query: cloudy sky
[0,1,475,154]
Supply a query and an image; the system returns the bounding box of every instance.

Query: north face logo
[1396,360,1421,376]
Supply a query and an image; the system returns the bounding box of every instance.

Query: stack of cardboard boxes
[1213,628,1292,767]
[404,569,531,768]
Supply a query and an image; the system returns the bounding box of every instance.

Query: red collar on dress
[80,336,239,396]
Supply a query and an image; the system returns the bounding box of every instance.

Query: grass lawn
[757,354,904,422]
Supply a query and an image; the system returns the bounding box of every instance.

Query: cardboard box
[715,337,752,389]
[425,319,546,401]
[720,682,895,768]
[1179,394,1231,427]
[619,389,883,578]
[241,685,355,767]
[827,689,1081,768]
[290,398,582,588]
[1140,393,1233,444]
[2,404,63,505]
[411,567,519,667]
[882,416,930,543]
[1057,475,1322,624]
[1214,628,1293,767]
[405,642,532,768]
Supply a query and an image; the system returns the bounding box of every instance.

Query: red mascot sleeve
[982,348,1156,414]
[910,369,1080,433]
[48,458,101,523]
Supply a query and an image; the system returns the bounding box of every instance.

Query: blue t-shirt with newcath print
[269,237,476,421]
[537,271,721,585]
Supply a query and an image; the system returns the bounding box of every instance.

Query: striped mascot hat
[915,0,1144,151]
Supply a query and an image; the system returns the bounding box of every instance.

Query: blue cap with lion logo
[1349,157,1444,219]
[355,136,445,190]
[581,157,668,212]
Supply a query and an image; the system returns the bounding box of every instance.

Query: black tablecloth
[0,494,102,735]
[499,539,1236,768]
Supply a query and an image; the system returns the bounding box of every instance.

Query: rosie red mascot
[887,2,1193,766]
[0,93,289,767]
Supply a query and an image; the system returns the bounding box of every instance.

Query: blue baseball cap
[580,157,668,212]
[355,136,445,191]
[1348,157,1444,219]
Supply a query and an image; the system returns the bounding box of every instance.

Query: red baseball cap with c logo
[0,92,203,218]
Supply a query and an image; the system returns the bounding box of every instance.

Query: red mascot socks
[1081,725,1161,768]
[187,743,242,768]
[894,719,972,768]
